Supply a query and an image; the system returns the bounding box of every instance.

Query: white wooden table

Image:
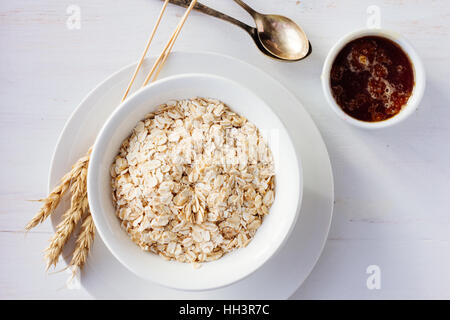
[1,0,449,299]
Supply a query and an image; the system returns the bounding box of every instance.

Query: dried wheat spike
[69,211,95,274]
[25,149,91,231]
[44,165,89,270]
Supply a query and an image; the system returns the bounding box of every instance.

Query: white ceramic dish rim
[321,28,426,129]
[87,73,303,291]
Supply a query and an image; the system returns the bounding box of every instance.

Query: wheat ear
[25,150,91,231]
[69,211,95,274]
[44,163,89,270]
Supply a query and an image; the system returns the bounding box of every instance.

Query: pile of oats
[110,97,275,263]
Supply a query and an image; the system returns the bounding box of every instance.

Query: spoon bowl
[254,14,310,61]
[234,0,310,61]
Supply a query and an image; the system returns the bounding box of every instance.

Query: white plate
[49,51,334,299]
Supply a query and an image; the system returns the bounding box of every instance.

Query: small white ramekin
[321,28,426,129]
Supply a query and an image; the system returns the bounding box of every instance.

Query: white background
[1,0,449,299]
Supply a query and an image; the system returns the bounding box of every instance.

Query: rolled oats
[111,98,275,264]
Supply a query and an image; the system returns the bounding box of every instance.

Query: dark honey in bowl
[330,36,414,122]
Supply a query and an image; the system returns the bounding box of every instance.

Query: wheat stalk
[121,0,170,101]
[142,0,198,86]
[69,211,95,274]
[25,151,90,231]
[44,165,89,270]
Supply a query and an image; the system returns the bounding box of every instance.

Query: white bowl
[87,73,302,291]
[321,28,426,129]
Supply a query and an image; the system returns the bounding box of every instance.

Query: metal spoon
[233,0,310,60]
[165,0,312,61]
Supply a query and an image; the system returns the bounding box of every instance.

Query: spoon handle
[233,0,258,17]
[165,0,254,35]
